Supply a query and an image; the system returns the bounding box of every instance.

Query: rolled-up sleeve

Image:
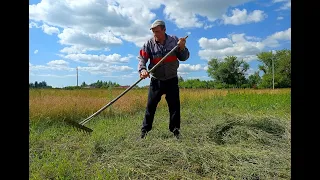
[172,36,190,61]
[177,47,190,61]
[138,42,150,72]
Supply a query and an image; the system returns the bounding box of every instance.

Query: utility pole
[271,50,276,90]
[76,67,78,87]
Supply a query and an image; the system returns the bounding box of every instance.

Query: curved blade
[64,119,93,133]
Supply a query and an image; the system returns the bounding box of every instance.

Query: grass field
[29,88,291,179]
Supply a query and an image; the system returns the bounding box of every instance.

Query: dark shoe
[173,128,180,139]
[141,130,148,139]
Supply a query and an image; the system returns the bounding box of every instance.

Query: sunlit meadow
[29,88,291,179]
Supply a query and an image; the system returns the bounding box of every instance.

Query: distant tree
[247,71,261,88]
[207,56,249,87]
[256,49,291,88]
[81,81,87,87]
[178,76,184,82]
[39,81,47,87]
[29,80,52,88]
[275,49,291,88]
[89,80,120,88]
[179,79,211,89]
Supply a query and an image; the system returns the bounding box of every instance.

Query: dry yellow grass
[29,88,290,121]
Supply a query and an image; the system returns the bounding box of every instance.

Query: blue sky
[29,0,291,88]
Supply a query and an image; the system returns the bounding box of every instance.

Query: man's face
[151,26,165,41]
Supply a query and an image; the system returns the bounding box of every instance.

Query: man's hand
[178,37,186,51]
[140,69,150,79]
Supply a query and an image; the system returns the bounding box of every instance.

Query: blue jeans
[141,76,181,132]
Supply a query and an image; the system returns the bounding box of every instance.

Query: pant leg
[141,78,163,132]
[164,77,181,132]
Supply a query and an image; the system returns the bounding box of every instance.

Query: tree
[81,81,87,87]
[29,80,52,88]
[179,79,209,88]
[256,49,291,88]
[247,71,261,88]
[275,49,291,88]
[89,80,120,88]
[207,56,249,87]
[178,76,184,82]
[39,81,47,87]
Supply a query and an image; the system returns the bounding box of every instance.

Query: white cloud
[29,0,158,52]
[262,28,291,47]
[29,0,290,85]
[185,76,211,80]
[178,64,203,72]
[273,0,291,10]
[277,16,284,20]
[198,33,265,61]
[29,64,74,71]
[29,0,132,32]
[30,57,133,75]
[273,0,287,2]
[29,22,39,28]
[63,53,134,65]
[279,1,291,10]
[79,64,133,75]
[42,24,60,35]
[199,38,233,50]
[162,0,252,28]
[58,28,123,54]
[29,0,257,53]
[177,72,190,75]
[222,9,267,25]
[204,24,214,30]
[34,52,137,76]
[245,36,262,41]
[198,28,291,61]
[46,60,69,67]
[34,50,38,54]
[29,22,60,35]
[37,74,76,78]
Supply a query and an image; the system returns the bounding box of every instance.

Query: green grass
[29,88,291,179]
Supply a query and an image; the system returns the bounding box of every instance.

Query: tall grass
[29,88,291,179]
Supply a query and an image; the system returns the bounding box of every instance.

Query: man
[138,19,190,139]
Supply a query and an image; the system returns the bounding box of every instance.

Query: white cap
[150,19,165,30]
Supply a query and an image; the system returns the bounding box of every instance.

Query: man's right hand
[140,69,150,79]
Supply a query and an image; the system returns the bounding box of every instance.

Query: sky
[29,0,291,88]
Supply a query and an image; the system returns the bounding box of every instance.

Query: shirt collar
[154,33,168,44]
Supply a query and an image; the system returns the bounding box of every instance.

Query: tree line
[29,80,121,89]
[179,49,290,89]
[29,81,52,88]
[29,49,290,89]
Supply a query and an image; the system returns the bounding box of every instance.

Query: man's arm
[138,42,150,72]
[176,47,190,61]
[173,36,190,61]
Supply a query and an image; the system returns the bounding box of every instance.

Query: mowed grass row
[29,88,291,179]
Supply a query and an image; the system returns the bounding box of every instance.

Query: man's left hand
[178,37,186,51]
